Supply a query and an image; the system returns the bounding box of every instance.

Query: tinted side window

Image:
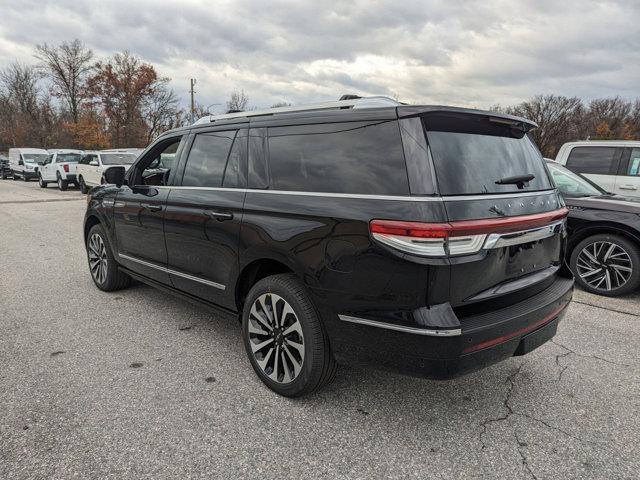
[626,148,640,176]
[182,131,236,187]
[566,147,618,175]
[267,121,409,195]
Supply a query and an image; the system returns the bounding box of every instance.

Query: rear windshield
[57,153,81,163]
[425,117,552,196]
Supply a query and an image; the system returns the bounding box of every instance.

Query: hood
[566,194,640,214]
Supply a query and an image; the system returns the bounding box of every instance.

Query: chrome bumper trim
[338,314,462,337]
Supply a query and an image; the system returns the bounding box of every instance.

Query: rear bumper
[326,276,573,379]
[66,174,77,182]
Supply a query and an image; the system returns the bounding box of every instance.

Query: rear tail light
[63,164,69,173]
[370,208,568,258]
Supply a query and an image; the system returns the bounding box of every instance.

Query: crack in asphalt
[479,362,594,452]
[572,299,640,318]
[551,339,630,368]
[0,198,84,205]
[515,433,538,480]
[479,363,524,450]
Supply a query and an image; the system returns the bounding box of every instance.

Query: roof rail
[193,96,401,125]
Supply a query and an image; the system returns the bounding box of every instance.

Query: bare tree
[226,89,249,111]
[500,95,585,158]
[0,62,45,146]
[143,80,181,143]
[0,62,41,119]
[35,39,93,123]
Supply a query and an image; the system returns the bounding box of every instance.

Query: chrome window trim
[338,314,462,337]
[118,253,226,291]
[156,185,556,202]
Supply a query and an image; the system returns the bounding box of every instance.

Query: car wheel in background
[570,233,640,296]
[11,170,18,180]
[242,273,337,397]
[38,174,47,188]
[79,176,88,194]
[86,224,131,291]
[57,174,68,191]
[22,174,28,182]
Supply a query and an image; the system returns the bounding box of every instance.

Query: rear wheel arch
[235,258,296,313]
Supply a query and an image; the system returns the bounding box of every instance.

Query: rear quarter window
[266,121,409,195]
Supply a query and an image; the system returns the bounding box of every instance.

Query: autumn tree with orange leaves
[87,52,179,148]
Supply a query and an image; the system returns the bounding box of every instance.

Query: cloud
[0,0,638,110]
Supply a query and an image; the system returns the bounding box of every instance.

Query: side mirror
[18,160,24,166]
[103,166,126,187]
[89,160,99,166]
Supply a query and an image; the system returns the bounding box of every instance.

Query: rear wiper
[495,174,535,189]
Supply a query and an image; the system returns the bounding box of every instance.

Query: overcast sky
[0,0,638,112]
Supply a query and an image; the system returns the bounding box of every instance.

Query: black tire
[86,224,131,292]
[1,171,6,180]
[242,273,337,397]
[79,176,88,194]
[12,170,18,180]
[22,173,29,182]
[570,233,640,296]
[38,174,48,188]
[57,174,68,191]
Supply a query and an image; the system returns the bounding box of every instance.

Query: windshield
[547,162,605,197]
[23,154,48,164]
[100,153,137,165]
[57,153,81,163]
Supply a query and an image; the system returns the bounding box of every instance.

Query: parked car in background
[76,149,139,193]
[39,149,83,190]
[555,140,640,197]
[0,154,9,179]
[547,160,640,296]
[8,148,49,181]
[82,96,572,396]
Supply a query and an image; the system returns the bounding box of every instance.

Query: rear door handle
[619,185,637,190]
[204,210,234,221]
[141,203,163,212]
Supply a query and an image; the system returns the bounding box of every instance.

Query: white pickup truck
[38,149,83,190]
[76,149,140,193]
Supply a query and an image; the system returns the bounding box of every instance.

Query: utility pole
[189,78,196,123]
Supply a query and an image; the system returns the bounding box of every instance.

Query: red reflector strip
[370,208,568,239]
[462,302,569,354]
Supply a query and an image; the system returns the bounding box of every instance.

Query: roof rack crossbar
[193,96,400,125]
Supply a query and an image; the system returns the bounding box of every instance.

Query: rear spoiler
[397,105,537,133]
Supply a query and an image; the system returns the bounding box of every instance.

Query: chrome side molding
[118,253,226,291]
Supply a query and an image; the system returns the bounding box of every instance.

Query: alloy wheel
[58,177,62,189]
[576,241,632,291]
[247,293,305,384]
[88,233,108,284]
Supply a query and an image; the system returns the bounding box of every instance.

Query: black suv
[84,96,573,396]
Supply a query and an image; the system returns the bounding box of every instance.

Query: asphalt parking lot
[1,180,638,480]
